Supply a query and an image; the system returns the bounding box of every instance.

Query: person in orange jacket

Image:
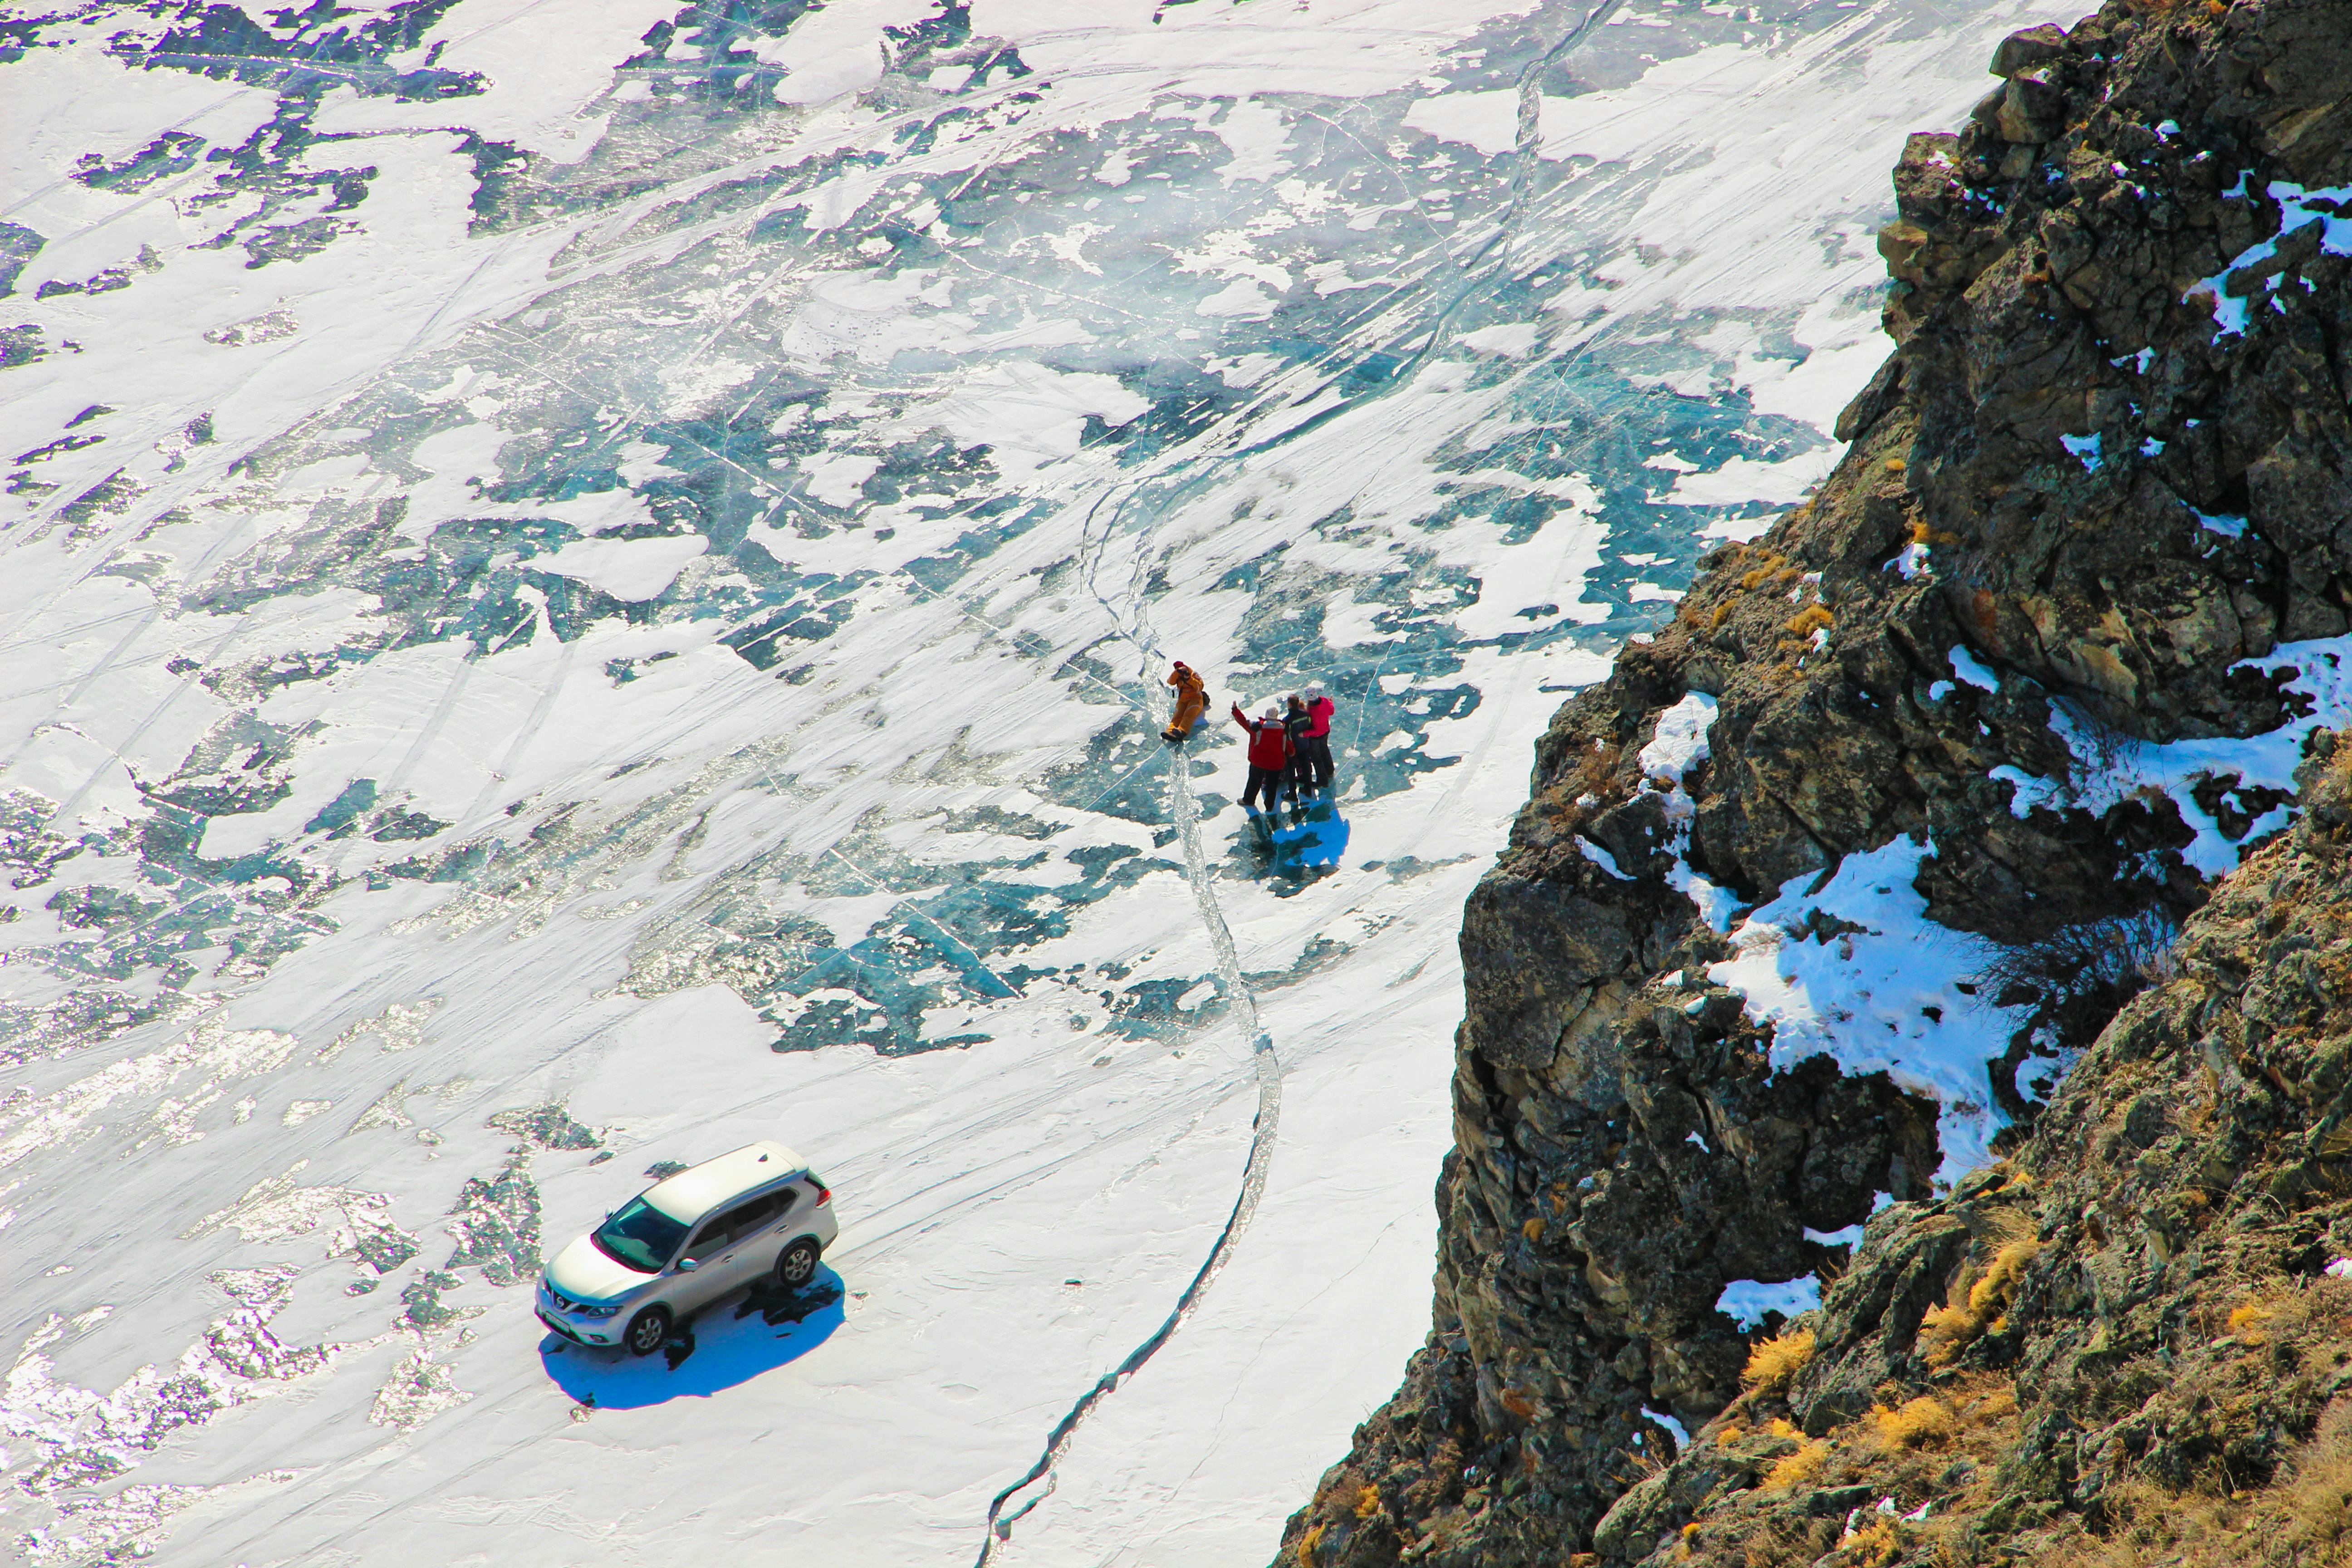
[1163,662,1208,743]
[1231,702,1292,811]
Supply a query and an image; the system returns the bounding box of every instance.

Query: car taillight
[813,1181,831,1205]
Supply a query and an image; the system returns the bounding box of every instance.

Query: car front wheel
[775,1238,821,1290]
[624,1305,671,1357]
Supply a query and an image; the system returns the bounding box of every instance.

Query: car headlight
[576,1302,621,1319]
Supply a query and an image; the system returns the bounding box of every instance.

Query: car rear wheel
[775,1238,821,1290]
[624,1304,671,1357]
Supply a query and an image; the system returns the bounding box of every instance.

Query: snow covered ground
[0,0,2077,1561]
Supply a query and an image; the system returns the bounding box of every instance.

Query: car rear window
[592,1196,691,1273]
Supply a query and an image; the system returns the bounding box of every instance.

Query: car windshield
[590,1196,691,1274]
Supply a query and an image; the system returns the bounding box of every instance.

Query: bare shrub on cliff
[2054,694,2143,792]
[1551,740,1627,839]
[1569,739,1624,801]
[1972,908,2180,1054]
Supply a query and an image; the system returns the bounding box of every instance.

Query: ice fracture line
[974,716,1282,1565]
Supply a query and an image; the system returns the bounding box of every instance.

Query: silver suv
[537,1140,839,1356]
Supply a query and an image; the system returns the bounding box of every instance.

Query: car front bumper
[536,1294,619,1346]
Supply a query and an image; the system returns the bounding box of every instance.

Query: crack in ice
[975,687,1281,1565]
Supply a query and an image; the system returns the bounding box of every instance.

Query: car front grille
[545,1284,590,1314]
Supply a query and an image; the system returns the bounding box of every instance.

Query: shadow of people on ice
[539,1269,845,1409]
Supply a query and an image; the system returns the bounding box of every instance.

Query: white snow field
[0,0,2074,1562]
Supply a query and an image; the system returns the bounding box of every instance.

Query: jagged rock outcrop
[1596,732,2352,1567]
[1274,1,2352,1563]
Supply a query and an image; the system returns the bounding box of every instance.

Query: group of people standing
[1160,661,1339,814]
[1231,687,1335,813]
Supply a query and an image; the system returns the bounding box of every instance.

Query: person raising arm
[1231,702,1291,813]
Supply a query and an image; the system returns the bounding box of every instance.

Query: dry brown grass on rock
[1906,518,1961,549]
[1739,549,1794,591]
[1785,603,1833,639]
[1763,1438,1830,1492]
[1870,1395,1956,1450]
[1732,1513,1833,1568]
[1840,1518,1901,1568]
[2041,1480,2256,1568]
[1919,1238,2040,1367]
[2229,1302,2280,1344]
[2210,1276,2352,1351]
[1744,1327,1817,1393]
[2035,1389,2352,1568]
[2284,1403,2352,1553]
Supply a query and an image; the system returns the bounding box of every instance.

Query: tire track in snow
[975,697,1280,1565]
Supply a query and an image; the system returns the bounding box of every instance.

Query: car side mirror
[675,1256,700,1273]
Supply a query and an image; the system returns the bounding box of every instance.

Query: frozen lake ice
[0,0,2075,1560]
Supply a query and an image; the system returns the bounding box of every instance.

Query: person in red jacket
[1300,681,1336,793]
[1231,702,1291,812]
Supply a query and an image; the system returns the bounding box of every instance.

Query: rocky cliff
[1275,1,2352,1563]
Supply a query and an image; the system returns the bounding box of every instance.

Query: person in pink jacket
[1298,681,1336,794]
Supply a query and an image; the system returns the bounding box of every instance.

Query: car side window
[681,1215,735,1262]
[725,1191,785,1237]
[680,1190,792,1263]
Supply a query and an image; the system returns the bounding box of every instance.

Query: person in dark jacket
[1300,681,1336,793]
[1231,702,1291,812]
[1282,693,1315,805]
